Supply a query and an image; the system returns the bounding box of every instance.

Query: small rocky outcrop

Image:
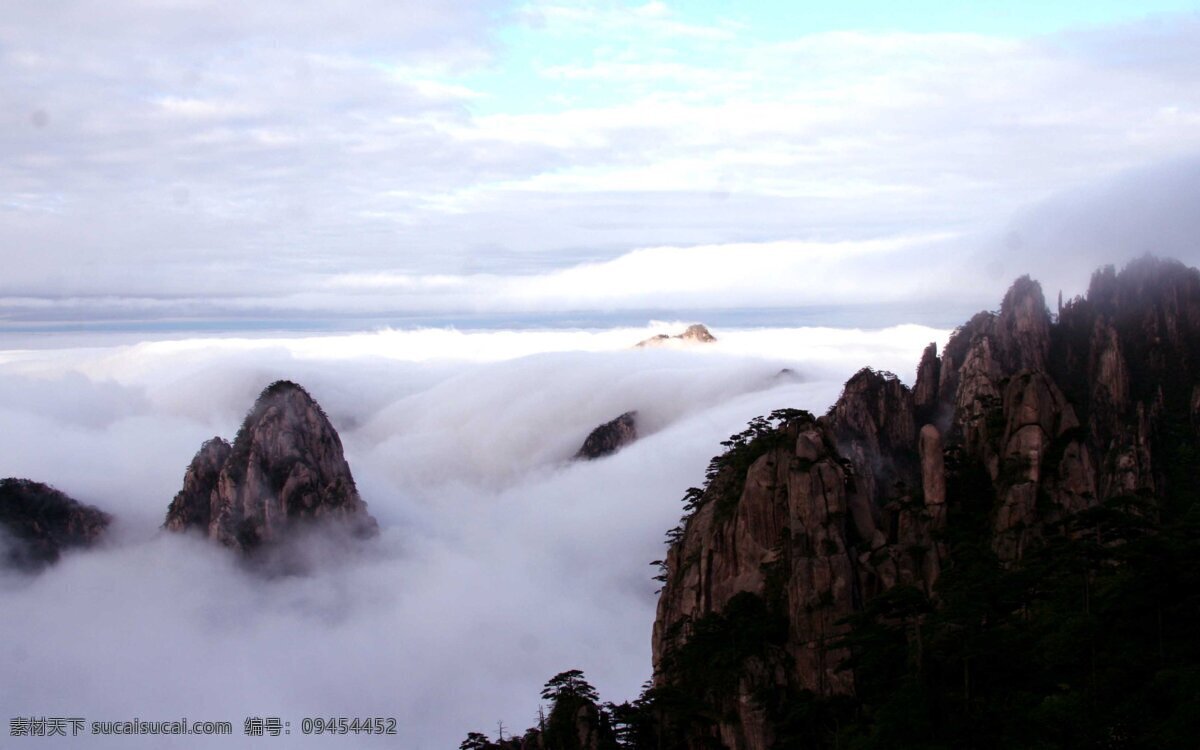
[575,411,638,460]
[649,256,1200,749]
[0,478,110,569]
[635,323,717,348]
[164,380,377,554]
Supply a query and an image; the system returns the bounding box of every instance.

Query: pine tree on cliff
[540,670,618,750]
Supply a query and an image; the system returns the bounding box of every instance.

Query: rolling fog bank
[0,322,943,748]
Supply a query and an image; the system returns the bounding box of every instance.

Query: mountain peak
[635,323,717,348]
[997,274,1051,372]
[165,381,377,554]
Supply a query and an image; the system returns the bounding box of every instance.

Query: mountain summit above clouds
[635,323,718,348]
[164,380,377,554]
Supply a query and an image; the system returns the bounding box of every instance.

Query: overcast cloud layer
[3,2,1200,326]
[0,324,944,748]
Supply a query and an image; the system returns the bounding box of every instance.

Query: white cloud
[154,96,261,121]
[3,7,1200,324]
[501,235,954,306]
[0,325,945,748]
[0,232,982,326]
[980,155,1200,298]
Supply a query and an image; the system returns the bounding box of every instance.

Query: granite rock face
[164,381,377,554]
[575,411,638,460]
[0,478,110,569]
[650,257,1200,749]
[912,342,941,421]
[163,437,231,535]
[653,421,862,706]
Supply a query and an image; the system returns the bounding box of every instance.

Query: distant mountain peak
[635,323,717,348]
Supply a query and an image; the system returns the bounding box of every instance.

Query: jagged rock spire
[164,380,377,554]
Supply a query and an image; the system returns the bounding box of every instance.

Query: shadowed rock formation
[575,411,638,460]
[0,478,110,569]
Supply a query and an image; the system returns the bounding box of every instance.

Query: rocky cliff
[164,380,377,554]
[576,411,639,460]
[649,256,1200,749]
[0,478,110,569]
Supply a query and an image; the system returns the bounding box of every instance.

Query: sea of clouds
[0,322,946,748]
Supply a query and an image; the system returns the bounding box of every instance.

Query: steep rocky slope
[576,411,639,459]
[0,478,110,569]
[164,380,377,553]
[648,256,1200,749]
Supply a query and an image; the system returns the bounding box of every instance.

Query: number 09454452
[300,718,397,735]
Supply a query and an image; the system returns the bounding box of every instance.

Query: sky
[2,0,1200,330]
